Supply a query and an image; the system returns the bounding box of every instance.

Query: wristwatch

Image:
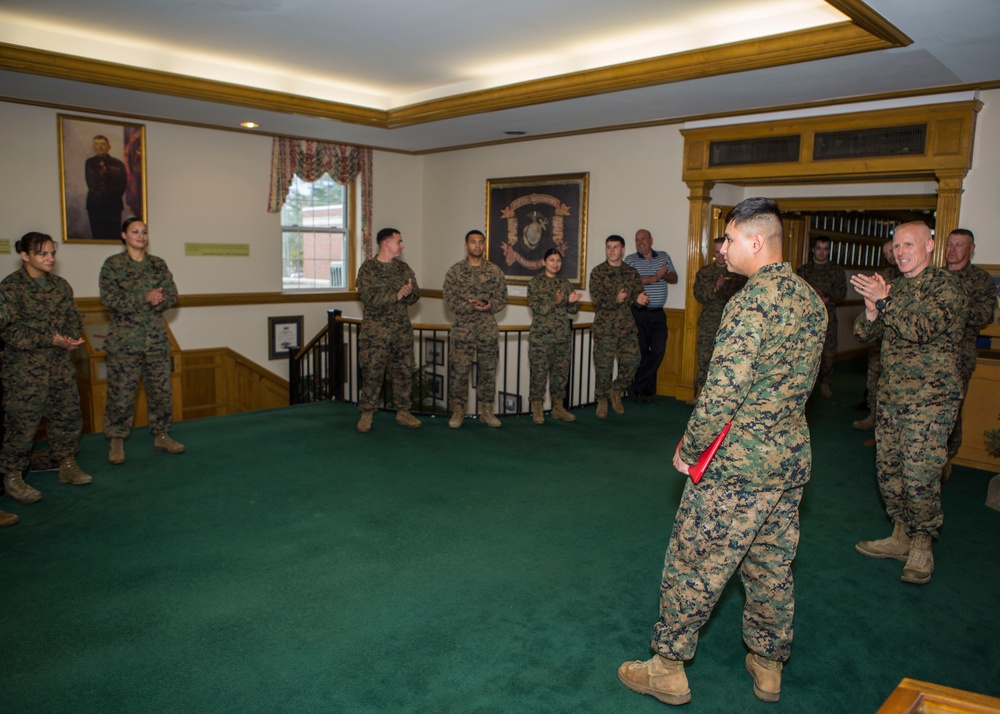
[875,297,891,311]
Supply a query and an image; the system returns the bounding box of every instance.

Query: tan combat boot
[852,413,875,430]
[531,401,544,425]
[551,399,576,422]
[3,472,43,503]
[154,434,185,454]
[0,509,18,527]
[746,652,782,702]
[479,403,501,428]
[855,521,910,561]
[357,411,374,432]
[448,404,464,429]
[609,389,625,415]
[396,411,422,428]
[109,438,125,465]
[901,534,934,584]
[596,399,608,419]
[618,654,691,705]
[57,458,93,486]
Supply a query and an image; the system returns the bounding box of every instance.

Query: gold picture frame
[58,114,147,243]
[485,173,589,288]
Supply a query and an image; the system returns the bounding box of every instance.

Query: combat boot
[0,510,18,527]
[57,458,93,486]
[531,401,544,425]
[596,399,608,419]
[448,404,464,429]
[154,433,185,454]
[3,472,42,503]
[357,411,374,432]
[855,521,910,561]
[852,412,875,430]
[109,438,125,465]
[396,411,422,428]
[618,654,691,705]
[609,389,625,415]
[479,403,501,428]
[551,399,576,422]
[746,652,782,702]
[901,534,934,584]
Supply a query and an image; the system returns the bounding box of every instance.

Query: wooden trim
[776,195,938,212]
[0,19,906,131]
[389,23,901,127]
[825,0,912,46]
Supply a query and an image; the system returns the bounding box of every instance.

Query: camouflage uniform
[357,257,420,412]
[100,252,179,438]
[945,262,996,454]
[854,267,966,538]
[589,261,643,400]
[864,264,902,412]
[527,274,579,403]
[797,260,846,388]
[443,259,507,407]
[692,263,746,391]
[655,263,825,663]
[0,266,84,473]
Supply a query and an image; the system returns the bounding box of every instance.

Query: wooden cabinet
[73,310,183,434]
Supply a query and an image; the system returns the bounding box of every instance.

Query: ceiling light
[240,121,260,129]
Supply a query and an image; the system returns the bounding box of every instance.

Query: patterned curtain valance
[268,138,374,259]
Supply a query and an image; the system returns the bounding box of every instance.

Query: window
[281,173,349,290]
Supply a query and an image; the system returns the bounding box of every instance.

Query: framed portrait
[58,114,147,243]
[425,338,445,366]
[485,173,589,288]
[268,315,303,360]
[499,391,522,415]
[427,372,444,402]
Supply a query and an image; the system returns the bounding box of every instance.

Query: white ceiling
[1,0,998,152]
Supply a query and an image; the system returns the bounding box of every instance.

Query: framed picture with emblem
[57,114,147,244]
[499,391,521,415]
[485,173,589,288]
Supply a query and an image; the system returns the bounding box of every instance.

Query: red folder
[679,422,732,484]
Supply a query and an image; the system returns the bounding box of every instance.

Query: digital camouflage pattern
[443,259,507,407]
[864,264,902,412]
[357,257,420,412]
[527,273,579,402]
[855,266,967,537]
[589,261,644,400]
[658,262,825,663]
[100,252,179,437]
[797,260,847,386]
[0,267,84,473]
[654,484,803,662]
[945,262,994,455]
[692,263,746,390]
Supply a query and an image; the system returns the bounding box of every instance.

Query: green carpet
[2,359,998,713]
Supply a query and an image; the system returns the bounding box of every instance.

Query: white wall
[2,90,998,377]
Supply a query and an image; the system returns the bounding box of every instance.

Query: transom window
[281,173,349,290]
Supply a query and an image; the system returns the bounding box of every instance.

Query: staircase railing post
[329,309,344,401]
[287,344,302,404]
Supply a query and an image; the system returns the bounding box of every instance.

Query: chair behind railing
[289,309,597,417]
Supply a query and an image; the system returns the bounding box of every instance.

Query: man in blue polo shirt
[624,228,677,402]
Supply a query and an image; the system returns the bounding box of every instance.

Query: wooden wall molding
[0,14,907,130]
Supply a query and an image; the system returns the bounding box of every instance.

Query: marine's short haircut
[605,234,625,246]
[726,197,783,246]
[811,234,832,247]
[16,231,55,255]
[376,227,400,245]
[712,237,725,246]
[465,230,485,242]
[949,228,975,243]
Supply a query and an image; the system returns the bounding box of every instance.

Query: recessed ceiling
[0,0,998,152]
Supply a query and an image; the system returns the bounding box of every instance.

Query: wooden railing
[288,309,598,417]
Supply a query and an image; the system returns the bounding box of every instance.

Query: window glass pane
[281,173,349,290]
